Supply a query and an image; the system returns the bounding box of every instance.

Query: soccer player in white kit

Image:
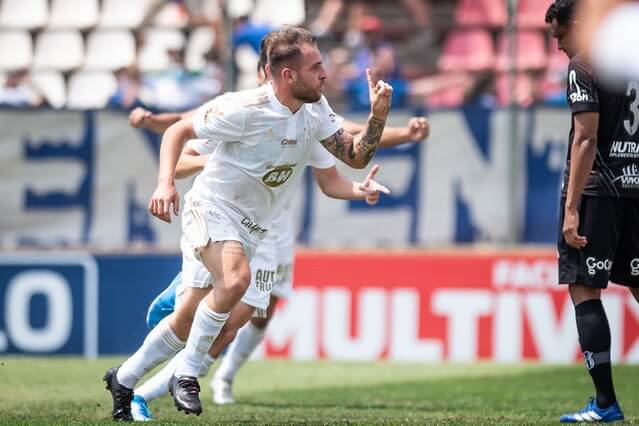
[124,35,428,421]
[104,26,394,419]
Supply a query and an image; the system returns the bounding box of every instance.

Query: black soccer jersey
[562,54,639,198]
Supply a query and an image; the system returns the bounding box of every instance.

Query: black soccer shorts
[558,196,639,289]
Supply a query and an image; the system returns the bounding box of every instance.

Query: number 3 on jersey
[625,81,639,136]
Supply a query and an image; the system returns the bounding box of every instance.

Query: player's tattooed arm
[321,68,393,169]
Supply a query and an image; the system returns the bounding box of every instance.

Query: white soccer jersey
[186,82,340,244]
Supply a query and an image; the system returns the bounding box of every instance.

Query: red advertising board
[259,250,639,362]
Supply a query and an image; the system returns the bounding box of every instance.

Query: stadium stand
[48,0,100,30]
[99,0,154,29]
[0,0,48,30]
[516,0,549,29]
[438,29,496,72]
[496,31,547,72]
[185,26,217,71]
[137,28,186,72]
[67,70,118,109]
[454,0,507,28]
[0,30,33,71]
[85,30,137,71]
[33,30,84,71]
[31,70,66,108]
[0,0,566,110]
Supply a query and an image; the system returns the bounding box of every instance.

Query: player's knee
[569,284,601,305]
[224,272,251,299]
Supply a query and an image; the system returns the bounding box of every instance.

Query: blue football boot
[131,394,153,422]
[146,272,181,330]
[560,397,624,423]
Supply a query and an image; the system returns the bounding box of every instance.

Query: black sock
[575,299,617,409]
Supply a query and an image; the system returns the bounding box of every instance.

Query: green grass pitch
[0,357,637,425]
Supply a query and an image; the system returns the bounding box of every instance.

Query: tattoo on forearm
[357,116,385,163]
[321,128,356,162]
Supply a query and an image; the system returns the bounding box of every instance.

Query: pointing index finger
[366,68,375,90]
[366,164,380,182]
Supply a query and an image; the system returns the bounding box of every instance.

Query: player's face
[551,18,578,58]
[291,43,326,103]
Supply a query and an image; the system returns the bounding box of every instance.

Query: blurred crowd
[0,0,572,112]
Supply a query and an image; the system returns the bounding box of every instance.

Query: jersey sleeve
[185,139,214,155]
[193,97,247,140]
[567,58,600,114]
[315,95,344,141]
[308,142,336,169]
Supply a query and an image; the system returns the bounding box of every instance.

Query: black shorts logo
[631,258,639,276]
[585,257,612,276]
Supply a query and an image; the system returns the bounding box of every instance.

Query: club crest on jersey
[568,70,589,103]
[612,163,639,188]
[203,105,224,122]
[262,166,294,187]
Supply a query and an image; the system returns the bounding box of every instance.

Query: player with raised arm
[547,0,639,422]
[103,26,394,420]
[125,38,428,419]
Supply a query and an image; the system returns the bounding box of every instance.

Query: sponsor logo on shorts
[585,257,613,276]
[241,217,268,235]
[630,258,639,276]
[255,268,276,292]
[263,166,294,187]
[610,141,639,158]
[568,70,590,103]
[611,164,639,189]
[281,139,298,147]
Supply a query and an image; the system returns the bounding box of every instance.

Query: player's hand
[149,181,179,223]
[366,68,393,120]
[358,164,390,205]
[563,208,587,249]
[407,117,430,141]
[129,107,152,128]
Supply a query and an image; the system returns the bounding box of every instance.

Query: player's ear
[283,68,296,83]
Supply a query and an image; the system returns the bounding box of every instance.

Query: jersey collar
[267,82,297,116]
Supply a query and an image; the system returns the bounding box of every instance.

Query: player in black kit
[547,0,639,423]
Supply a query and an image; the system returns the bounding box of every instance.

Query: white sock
[117,317,185,389]
[200,353,217,377]
[214,322,265,382]
[135,352,181,402]
[175,301,229,378]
